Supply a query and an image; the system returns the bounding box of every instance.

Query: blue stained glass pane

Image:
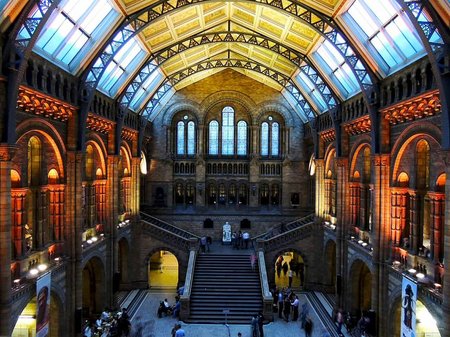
[187,121,195,155]
[271,123,279,156]
[222,107,234,155]
[261,122,269,156]
[177,122,185,155]
[209,121,219,155]
[237,121,247,156]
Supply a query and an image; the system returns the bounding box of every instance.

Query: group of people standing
[231,230,251,249]
[275,255,304,287]
[273,287,314,336]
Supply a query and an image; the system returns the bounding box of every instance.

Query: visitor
[250,252,257,271]
[288,269,293,288]
[175,323,186,337]
[291,295,299,321]
[257,311,264,337]
[243,231,250,249]
[251,314,259,337]
[172,297,181,318]
[200,236,207,253]
[278,290,284,319]
[304,316,313,337]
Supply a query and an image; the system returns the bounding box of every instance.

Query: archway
[118,238,129,285]
[325,240,336,291]
[274,251,304,290]
[349,260,372,314]
[82,257,105,318]
[148,250,179,289]
[11,292,61,337]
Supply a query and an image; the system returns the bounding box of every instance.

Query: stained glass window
[261,122,269,156]
[271,122,279,156]
[237,121,247,156]
[209,120,219,155]
[222,107,234,155]
[345,0,425,74]
[31,0,119,71]
[187,121,195,155]
[177,121,185,155]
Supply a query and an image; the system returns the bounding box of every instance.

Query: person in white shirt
[291,295,300,321]
[242,232,250,249]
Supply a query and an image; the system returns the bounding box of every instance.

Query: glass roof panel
[98,36,148,97]
[32,0,119,72]
[130,69,164,111]
[296,72,327,112]
[343,0,424,76]
[312,40,360,98]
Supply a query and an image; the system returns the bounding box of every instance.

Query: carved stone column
[371,154,390,337]
[408,192,419,255]
[314,159,325,219]
[335,157,348,308]
[428,193,444,263]
[0,145,15,336]
[130,156,140,218]
[442,151,450,337]
[65,151,84,336]
[106,155,120,304]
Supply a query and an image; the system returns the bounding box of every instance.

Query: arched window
[209,120,219,155]
[261,122,269,156]
[176,117,196,156]
[222,107,235,155]
[28,136,42,186]
[261,118,281,157]
[416,140,430,190]
[177,121,185,155]
[237,120,247,155]
[187,121,195,155]
[271,122,279,156]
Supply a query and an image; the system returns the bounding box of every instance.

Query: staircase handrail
[180,249,197,320]
[140,211,200,240]
[252,213,315,242]
[257,250,274,321]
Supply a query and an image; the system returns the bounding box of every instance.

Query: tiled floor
[130,290,335,337]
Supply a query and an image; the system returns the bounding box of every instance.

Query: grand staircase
[187,252,263,324]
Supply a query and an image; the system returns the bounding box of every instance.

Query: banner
[36,272,51,337]
[401,274,417,337]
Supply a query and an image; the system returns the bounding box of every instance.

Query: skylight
[312,40,360,98]
[129,69,164,112]
[295,71,327,113]
[31,0,119,72]
[344,0,425,75]
[97,36,148,97]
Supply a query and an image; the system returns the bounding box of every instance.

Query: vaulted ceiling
[1,0,447,122]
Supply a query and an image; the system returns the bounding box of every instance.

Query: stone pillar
[442,151,450,337]
[335,157,348,307]
[106,155,120,304]
[315,159,325,219]
[130,156,140,218]
[11,190,26,258]
[428,193,444,263]
[65,151,84,336]
[370,154,390,337]
[197,125,204,156]
[0,145,15,336]
[409,192,419,255]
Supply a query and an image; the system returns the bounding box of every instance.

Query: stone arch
[349,135,372,177]
[254,100,295,127]
[200,91,256,121]
[270,247,309,288]
[16,123,66,180]
[118,237,130,285]
[10,285,65,337]
[391,122,441,183]
[162,100,201,126]
[120,143,132,175]
[324,145,336,178]
[85,135,107,177]
[145,246,181,289]
[348,259,373,313]
[82,256,106,316]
